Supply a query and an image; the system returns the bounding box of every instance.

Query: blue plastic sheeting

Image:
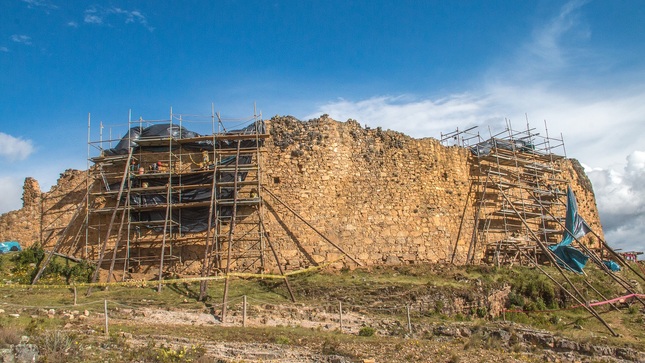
[550,245,589,274]
[0,241,22,254]
[549,186,591,274]
[603,260,621,272]
[559,187,592,247]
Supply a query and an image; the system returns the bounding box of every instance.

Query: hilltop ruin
[0,114,604,283]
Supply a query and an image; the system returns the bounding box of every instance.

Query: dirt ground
[85,303,644,363]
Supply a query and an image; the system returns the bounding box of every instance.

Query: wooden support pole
[107,196,130,284]
[530,195,645,307]
[73,286,77,306]
[262,186,362,266]
[467,173,491,264]
[87,149,134,296]
[406,304,412,334]
[261,220,296,302]
[498,188,618,336]
[157,174,174,293]
[222,141,242,322]
[200,141,219,301]
[32,195,88,285]
[451,181,474,264]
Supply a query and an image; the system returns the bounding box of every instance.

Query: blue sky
[1,0,645,253]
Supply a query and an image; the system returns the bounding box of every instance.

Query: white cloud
[304,94,497,138]
[83,6,154,32]
[83,8,103,25]
[10,35,32,45]
[0,177,23,214]
[527,0,588,67]
[21,0,58,10]
[0,133,35,162]
[67,21,78,28]
[586,151,645,252]
[0,47,8,52]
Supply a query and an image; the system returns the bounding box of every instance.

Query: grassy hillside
[0,248,644,362]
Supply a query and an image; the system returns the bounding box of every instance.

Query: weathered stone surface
[0,169,85,247]
[0,116,605,273]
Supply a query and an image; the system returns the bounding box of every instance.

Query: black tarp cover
[469,138,535,156]
[104,122,263,232]
[104,124,214,156]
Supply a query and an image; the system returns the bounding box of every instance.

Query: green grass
[2,250,645,361]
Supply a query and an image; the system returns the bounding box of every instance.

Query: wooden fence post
[104,300,109,336]
[339,301,343,333]
[243,295,247,328]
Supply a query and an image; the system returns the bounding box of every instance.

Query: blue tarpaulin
[549,187,591,274]
[0,241,22,254]
[550,245,589,273]
[603,260,621,272]
[558,186,592,247]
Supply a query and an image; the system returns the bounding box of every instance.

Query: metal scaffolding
[32,107,362,323]
[32,107,279,293]
[447,120,569,266]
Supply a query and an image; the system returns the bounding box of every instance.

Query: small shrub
[573,316,585,327]
[549,314,561,325]
[434,300,445,314]
[505,312,530,325]
[25,318,46,335]
[156,344,205,363]
[12,245,45,267]
[454,313,467,322]
[321,338,340,355]
[628,304,639,315]
[274,335,291,344]
[0,326,22,348]
[476,306,488,318]
[34,330,74,354]
[507,291,525,308]
[358,327,375,337]
[464,332,484,350]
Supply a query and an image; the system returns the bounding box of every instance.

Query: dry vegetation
[1,249,644,362]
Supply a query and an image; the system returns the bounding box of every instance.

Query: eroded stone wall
[262,116,474,269]
[0,170,86,248]
[0,116,604,272]
[260,117,604,270]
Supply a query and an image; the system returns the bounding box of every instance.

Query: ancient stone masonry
[264,116,475,268]
[0,116,604,278]
[262,116,603,269]
[0,170,86,247]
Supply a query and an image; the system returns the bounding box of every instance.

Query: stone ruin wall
[0,170,86,249]
[0,116,604,271]
[262,116,604,270]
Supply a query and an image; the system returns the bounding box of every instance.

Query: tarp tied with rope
[549,186,591,273]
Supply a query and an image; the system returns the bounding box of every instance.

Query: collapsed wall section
[0,170,86,248]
